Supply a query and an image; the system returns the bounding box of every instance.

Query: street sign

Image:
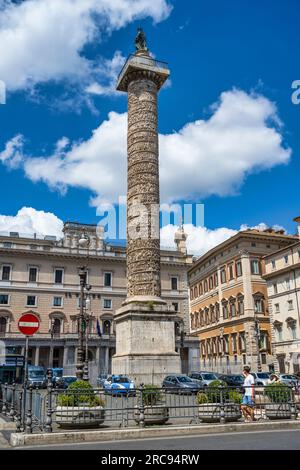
[18,313,40,336]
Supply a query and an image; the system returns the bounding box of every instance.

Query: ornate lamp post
[48,318,55,370]
[76,232,91,381]
[254,307,262,373]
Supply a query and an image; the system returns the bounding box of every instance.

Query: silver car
[188,371,218,387]
[251,372,271,386]
[278,374,298,387]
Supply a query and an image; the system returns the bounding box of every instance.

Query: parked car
[188,371,218,387]
[27,366,47,388]
[103,375,136,396]
[278,374,298,387]
[56,375,77,389]
[50,367,63,386]
[218,374,245,392]
[251,372,271,386]
[162,374,203,394]
[97,373,109,388]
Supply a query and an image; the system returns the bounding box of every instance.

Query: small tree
[141,384,163,406]
[57,380,105,407]
[265,382,291,404]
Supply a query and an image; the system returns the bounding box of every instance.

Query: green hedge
[265,382,291,403]
[57,380,105,407]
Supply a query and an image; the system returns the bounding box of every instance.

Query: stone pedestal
[112,303,181,385]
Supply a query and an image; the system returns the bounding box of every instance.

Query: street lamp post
[254,309,262,373]
[48,318,54,370]
[83,285,92,381]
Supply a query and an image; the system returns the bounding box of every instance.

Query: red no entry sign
[18,313,40,336]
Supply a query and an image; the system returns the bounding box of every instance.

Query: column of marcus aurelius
[111,30,181,385]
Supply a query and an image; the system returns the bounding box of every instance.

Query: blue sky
[0,0,299,252]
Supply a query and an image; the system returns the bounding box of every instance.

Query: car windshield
[202,374,216,380]
[29,371,44,378]
[178,376,193,383]
[113,377,130,383]
[231,375,244,381]
[257,373,270,379]
[53,370,63,377]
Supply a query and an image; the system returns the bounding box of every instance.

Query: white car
[251,372,270,386]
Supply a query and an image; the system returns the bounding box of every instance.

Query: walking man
[241,366,255,422]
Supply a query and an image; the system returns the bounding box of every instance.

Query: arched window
[199,283,203,295]
[0,317,7,336]
[53,318,61,336]
[194,286,198,298]
[103,320,111,335]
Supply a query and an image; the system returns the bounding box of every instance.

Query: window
[275,325,283,342]
[255,298,264,313]
[29,267,38,283]
[237,296,244,315]
[103,299,112,309]
[1,265,11,281]
[298,250,300,260]
[52,318,61,336]
[220,268,226,284]
[171,277,178,291]
[54,268,64,284]
[172,302,178,312]
[251,242,256,247]
[288,322,297,340]
[204,280,208,292]
[0,317,7,335]
[103,320,111,335]
[53,296,63,307]
[251,260,260,275]
[3,242,12,248]
[273,283,278,294]
[230,301,236,317]
[222,302,228,319]
[261,353,267,365]
[228,264,234,280]
[271,260,276,269]
[288,300,294,310]
[104,272,112,287]
[284,255,289,264]
[275,303,280,313]
[285,278,291,290]
[0,294,9,305]
[27,295,37,306]
[236,261,242,277]
[214,273,218,287]
[199,283,203,295]
[209,277,213,289]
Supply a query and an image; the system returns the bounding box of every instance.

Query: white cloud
[161,222,287,256]
[0,207,63,239]
[160,224,237,255]
[1,89,291,205]
[0,0,171,93]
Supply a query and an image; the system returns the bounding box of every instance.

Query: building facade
[263,218,300,374]
[188,229,298,374]
[0,222,199,383]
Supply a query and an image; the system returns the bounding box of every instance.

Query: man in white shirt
[241,366,255,422]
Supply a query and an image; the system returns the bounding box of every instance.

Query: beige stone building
[263,217,300,374]
[0,222,199,381]
[188,229,298,374]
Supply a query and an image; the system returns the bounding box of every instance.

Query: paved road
[11,429,300,450]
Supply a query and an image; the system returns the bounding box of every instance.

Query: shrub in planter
[197,380,241,423]
[134,384,169,425]
[264,382,292,420]
[56,380,105,428]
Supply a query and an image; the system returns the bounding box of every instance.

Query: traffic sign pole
[22,335,29,430]
[17,313,40,430]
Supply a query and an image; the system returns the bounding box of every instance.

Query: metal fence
[1,381,300,434]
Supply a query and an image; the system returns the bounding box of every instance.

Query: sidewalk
[10,419,300,447]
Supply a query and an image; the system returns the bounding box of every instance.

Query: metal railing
[118,54,168,80]
[1,382,299,434]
